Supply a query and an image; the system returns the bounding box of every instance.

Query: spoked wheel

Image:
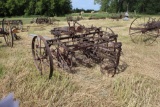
[129,17,159,45]
[101,27,117,42]
[3,25,13,47]
[142,29,159,45]
[32,35,53,79]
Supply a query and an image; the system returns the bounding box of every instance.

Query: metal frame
[31,20,122,79]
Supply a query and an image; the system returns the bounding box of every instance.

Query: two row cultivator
[31,20,122,79]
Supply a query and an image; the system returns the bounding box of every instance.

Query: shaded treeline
[0,0,72,17]
[94,0,160,14]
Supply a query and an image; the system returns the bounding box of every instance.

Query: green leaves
[94,0,160,14]
[0,0,72,16]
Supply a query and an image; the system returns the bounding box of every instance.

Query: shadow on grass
[117,60,129,74]
[65,58,129,76]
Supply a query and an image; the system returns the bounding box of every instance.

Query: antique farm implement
[31,17,60,25]
[7,20,23,40]
[0,19,13,47]
[1,19,24,40]
[8,20,23,31]
[31,20,122,79]
[129,17,160,45]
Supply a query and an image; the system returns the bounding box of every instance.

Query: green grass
[67,12,110,18]
[0,64,4,78]
[0,12,159,25]
[0,17,66,24]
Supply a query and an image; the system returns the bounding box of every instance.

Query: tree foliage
[94,0,160,14]
[0,0,72,17]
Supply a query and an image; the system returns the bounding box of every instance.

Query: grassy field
[0,15,160,107]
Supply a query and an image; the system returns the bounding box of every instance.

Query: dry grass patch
[0,17,160,107]
[111,73,160,107]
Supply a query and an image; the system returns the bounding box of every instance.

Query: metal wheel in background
[129,17,159,45]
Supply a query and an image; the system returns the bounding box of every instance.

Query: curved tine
[106,27,114,34]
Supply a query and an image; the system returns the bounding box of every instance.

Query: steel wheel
[32,35,53,79]
[129,17,159,45]
[142,29,159,45]
[4,25,13,47]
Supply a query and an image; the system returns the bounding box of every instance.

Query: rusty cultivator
[31,20,122,79]
[0,19,14,47]
[129,17,160,45]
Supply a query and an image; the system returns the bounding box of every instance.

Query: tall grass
[0,15,160,107]
[111,74,160,107]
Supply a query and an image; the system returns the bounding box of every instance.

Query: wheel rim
[142,29,159,45]
[129,17,158,45]
[32,35,53,79]
[4,25,13,47]
[106,27,116,42]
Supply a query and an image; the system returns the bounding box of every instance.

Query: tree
[0,0,7,16]
[94,0,160,14]
[24,0,36,15]
[0,0,72,16]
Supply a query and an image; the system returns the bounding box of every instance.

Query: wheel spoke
[32,35,53,78]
